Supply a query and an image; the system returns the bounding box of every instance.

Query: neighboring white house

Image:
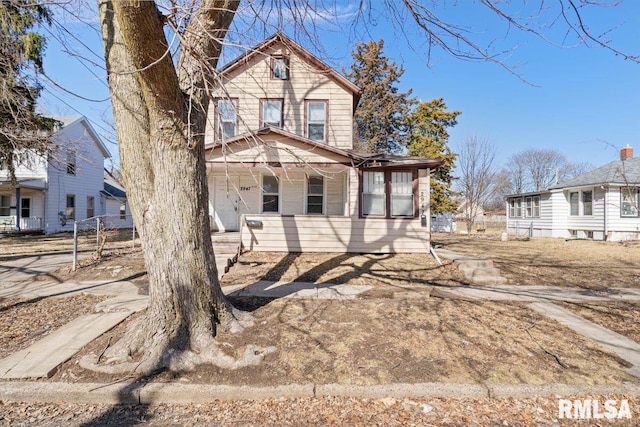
[204,33,443,253]
[0,116,132,234]
[506,145,640,241]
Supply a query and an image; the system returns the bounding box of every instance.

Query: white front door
[214,176,240,231]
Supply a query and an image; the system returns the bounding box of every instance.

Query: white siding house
[506,146,640,241]
[205,33,443,253]
[0,116,132,234]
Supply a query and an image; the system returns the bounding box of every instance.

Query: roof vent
[621,144,634,161]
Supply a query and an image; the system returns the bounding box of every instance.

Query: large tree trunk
[85,0,271,374]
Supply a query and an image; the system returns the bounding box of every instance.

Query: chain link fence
[72,214,138,270]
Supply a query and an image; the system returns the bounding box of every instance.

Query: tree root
[79,341,276,375]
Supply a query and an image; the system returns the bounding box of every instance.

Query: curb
[2,382,640,405]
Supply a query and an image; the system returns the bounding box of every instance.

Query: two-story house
[204,33,442,253]
[0,116,132,234]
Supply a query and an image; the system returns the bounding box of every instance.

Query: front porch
[0,216,44,233]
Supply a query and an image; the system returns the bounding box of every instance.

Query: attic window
[271,56,289,80]
[66,150,76,175]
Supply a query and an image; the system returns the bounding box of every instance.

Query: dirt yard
[1,232,639,424]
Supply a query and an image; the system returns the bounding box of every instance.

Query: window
[306,101,327,142]
[525,196,540,218]
[271,56,289,80]
[621,188,639,217]
[262,175,279,213]
[362,170,416,218]
[21,198,31,219]
[66,151,76,175]
[362,171,385,216]
[582,191,593,216]
[569,192,579,216]
[391,172,414,217]
[509,198,522,218]
[120,202,127,220]
[0,195,10,216]
[66,195,75,220]
[216,99,237,140]
[86,196,94,219]
[306,176,324,214]
[260,99,283,127]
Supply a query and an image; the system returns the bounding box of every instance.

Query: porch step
[436,249,507,286]
[211,236,241,280]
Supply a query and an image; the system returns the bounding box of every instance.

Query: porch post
[14,187,20,232]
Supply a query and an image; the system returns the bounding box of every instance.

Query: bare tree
[456,135,498,235]
[33,0,634,374]
[506,148,592,193]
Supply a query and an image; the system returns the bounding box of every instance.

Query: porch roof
[0,178,46,190]
[205,127,444,170]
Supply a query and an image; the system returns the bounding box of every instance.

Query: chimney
[621,144,634,161]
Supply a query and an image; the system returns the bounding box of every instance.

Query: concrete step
[454,259,494,269]
[470,275,508,286]
[458,265,500,277]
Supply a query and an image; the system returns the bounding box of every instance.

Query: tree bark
[89,0,266,374]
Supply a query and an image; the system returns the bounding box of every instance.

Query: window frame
[305,100,328,142]
[509,198,523,218]
[215,98,238,141]
[120,202,126,220]
[360,169,417,219]
[525,196,540,218]
[260,98,284,128]
[0,195,10,216]
[621,187,639,217]
[270,56,289,80]
[86,196,95,219]
[306,175,325,215]
[569,192,579,216]
[261,174,280,213]
[66,194,75,220]
[582,190,593,216]
[66,150,76,175]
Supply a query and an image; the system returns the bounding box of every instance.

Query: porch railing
[0,216,43,231]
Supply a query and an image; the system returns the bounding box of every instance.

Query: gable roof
[53,115,111,159]
[219,32,361,111]
[551,157,640,189]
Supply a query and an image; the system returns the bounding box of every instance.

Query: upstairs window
[216,99,237,140]
[260,99,283,128]
[271,56,289,80]
[621,188,639,217]
[66,150,76,175]
[306,100,327,142]
[262,175,279,213]
[306,176,324,214]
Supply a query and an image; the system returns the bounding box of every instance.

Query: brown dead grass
[2,232,640,387]
[433,233,640,288]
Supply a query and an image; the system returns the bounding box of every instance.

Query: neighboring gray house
[0,116,132,234]
[506,145,640,241]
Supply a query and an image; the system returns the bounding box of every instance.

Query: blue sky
[37,1,640,170]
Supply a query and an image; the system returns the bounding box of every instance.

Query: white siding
[44,119,109,234]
